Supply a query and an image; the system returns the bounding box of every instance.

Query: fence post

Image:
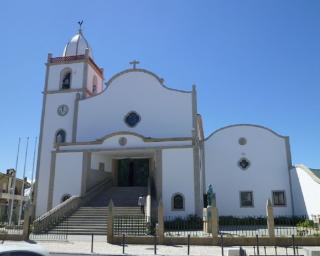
[22,205,31,241]
[210,205,219,237]
[107,200,114,243]
[157,200,165,244]
[220,233,224,256]
[292,235,296,256]
[266,199,275,238]
[122,234,125,254]
[256,235,260,256]
[91,234,94,253]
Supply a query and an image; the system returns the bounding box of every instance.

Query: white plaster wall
[204,125,292,216]
[36,92,77,216]
[47,63,84,91]
[291,165,320,216]
[52,152,83,207]
[77,70,193,141]
[162,148,195,217]
[86,65,103,94]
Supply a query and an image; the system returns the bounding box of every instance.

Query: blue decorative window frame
[124,111,141,127]
[238,158,250,170]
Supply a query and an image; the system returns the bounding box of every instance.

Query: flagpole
[9,137,20,225]
[18,137,29,225]
[30,137,37,203]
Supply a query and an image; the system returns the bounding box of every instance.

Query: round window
[119,137,127,146]
[124,111,141,127]
[238,137,247,145]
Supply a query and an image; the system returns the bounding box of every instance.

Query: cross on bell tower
[129,60,140,69]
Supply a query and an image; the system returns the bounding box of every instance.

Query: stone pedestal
[266,199,275,238]
[204,206,219,237]
[210,206,219,237]
[157,200,165,244]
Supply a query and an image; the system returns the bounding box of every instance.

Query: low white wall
[91,153,111,172]
[52,152,83,207]
[162,147,195,217]
[291,165,320,217]
[204,125,293,216]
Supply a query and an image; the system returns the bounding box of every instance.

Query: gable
[76,69,193,141]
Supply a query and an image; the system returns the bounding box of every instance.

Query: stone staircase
[48,186,148,235]
[86,186,148,207]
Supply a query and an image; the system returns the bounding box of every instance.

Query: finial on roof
[78,20,84,33]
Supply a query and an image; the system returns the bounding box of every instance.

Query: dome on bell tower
[62,29,93,57]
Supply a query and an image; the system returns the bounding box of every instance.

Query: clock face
[57,104,69,116]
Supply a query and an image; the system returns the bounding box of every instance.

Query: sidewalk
[2,235,314,256]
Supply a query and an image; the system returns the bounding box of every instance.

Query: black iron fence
[113,215,156,236]
[274,216,320,237]
[30,214,68,240]
[219,216,268,237]
[164,215,208,237]
[0,222,23,235]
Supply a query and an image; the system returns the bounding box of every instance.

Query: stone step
[67,217,108,220]
[48,231,107,235]
[60,223,107,226]
[48,230,107,235]
[72,213,143,216]
[43,186,149,236]
[72,212,109,217]
[58,227,107,230]
[63,219,108,223]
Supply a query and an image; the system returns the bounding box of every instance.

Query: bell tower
[34,26,104,216]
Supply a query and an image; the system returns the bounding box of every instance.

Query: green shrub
[296,219,315,228]
[219,216,267,226]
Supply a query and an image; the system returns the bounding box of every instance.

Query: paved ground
[2,235,319,256]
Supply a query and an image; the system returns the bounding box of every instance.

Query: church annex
[35,28,320,219]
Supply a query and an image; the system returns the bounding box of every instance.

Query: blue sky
[0,0,320,179]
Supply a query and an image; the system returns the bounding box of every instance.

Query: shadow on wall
[290,168,307,216]
[86,169,111,191]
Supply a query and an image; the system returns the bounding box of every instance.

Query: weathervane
[129,60,140,69]
[78,20,83,32]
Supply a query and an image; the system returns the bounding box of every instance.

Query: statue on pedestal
[207,184,216,207]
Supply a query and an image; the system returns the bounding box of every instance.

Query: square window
[240,191,254,207]
[272,191,286,206]
[92,85,97,94]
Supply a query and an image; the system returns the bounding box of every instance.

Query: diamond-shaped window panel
[125,112,141,127]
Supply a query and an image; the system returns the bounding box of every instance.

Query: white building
[34,28,320,218]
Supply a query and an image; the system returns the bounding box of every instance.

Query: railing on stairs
[33,177,112,234]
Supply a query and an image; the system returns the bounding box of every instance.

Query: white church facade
[34,29,320,219]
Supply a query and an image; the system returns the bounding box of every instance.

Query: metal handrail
[33,177,112,233]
